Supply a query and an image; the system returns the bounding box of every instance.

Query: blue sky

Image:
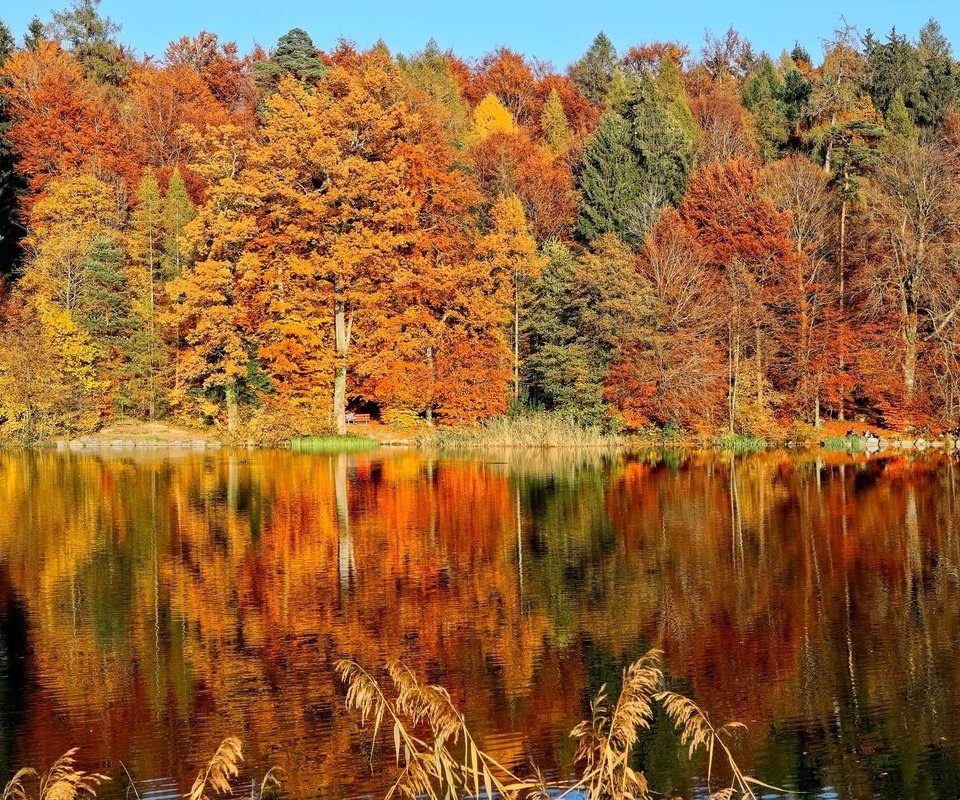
[4,1,959,69]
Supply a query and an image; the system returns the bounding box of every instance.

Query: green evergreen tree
[162,169,195,280]
[862,27,920,116]
[253,28,327,89]
[47,0,128,84]
[76,234,145,415]
[0,18,22,280]
[525,236,656,426]
[577,111,644,241]
[578,75,693,243]
[573,32,618,104]
[540,88,572,152]
[23,17,44,50]
[885,90,918,141]
[914,19,958,127]
[742,60,789,161]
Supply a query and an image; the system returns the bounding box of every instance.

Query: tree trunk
[904,311,918,404]
[225,383,238,434]
[513,273,520,400]
[333,294,350,435]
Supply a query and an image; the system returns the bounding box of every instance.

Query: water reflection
[0,448,958,799]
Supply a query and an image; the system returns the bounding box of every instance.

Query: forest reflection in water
[0,446,959,800]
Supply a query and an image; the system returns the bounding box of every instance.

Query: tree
[742,60,789,161]
[526,236,657,427]
[127,170,166,418]
[540,88,572,154]
[862,143,960,414]
[472,93,516,138]
[470,128,578,241]
[252,28,325,89]
[577,76,694,243]
[0,296,99,440]
[75,233,146,415]
[162,168,195,280]
[21,173,120,314]
[164,32,256,118]
[885,90,917,141]
[862,27,920,118]
[763,156,838,424]
[477,195,544,400]
[166,126,256,432]
[23,18,44,51]
[127,63,230,168]
[608,211,725,429]
[681,159,798,434]
[46,0,128,85]
[686,69,757,164]
[572,33,618,104]
[914,19,957,128]
[0,18,22,279]
[700,28,758,83]
[577,111,644,241]
[397,40,471,147]
[0,41,132,200]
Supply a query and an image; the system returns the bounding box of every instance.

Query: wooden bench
[347,413,371,424]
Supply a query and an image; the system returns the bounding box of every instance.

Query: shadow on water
[0,447,958,799]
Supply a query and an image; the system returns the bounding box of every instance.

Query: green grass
[289,434,379,453]
[820,435,867,452]
[420,412,621,449]
[712,433,770,453]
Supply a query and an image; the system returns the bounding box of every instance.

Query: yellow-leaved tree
[477,194,545,400]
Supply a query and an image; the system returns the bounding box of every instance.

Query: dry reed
[335,659,545,800]
[1,749,107,800]
[339,651,787,800]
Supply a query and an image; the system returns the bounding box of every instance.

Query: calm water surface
[0,447,959,799]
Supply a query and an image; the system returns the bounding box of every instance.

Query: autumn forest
[2,2,960,442]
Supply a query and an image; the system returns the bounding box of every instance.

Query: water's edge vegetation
[6,653,780,800]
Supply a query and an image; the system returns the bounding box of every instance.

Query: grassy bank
[711,433,770,453]
[289,434,379,453]
[421,413,621,449]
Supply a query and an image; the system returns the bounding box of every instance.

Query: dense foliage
[3,4,960,440]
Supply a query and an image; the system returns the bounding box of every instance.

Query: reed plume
[570,650,663,800]
[1,750,107,800]
[336,658,542,800]
[188,738,244,800]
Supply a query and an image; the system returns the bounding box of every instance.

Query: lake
[0,447,958,799]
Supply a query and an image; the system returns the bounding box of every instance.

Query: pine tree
[253,28,326,89]
[47,0,129,84]
[76,233,144,415]
[577,111,645,241]
[579,76,693,242]
[573,33,618,104]
[885,90,917,141]
[540,88,572,154]
[742,60,789,161]
[0,19,23,280]
[23,17,44,51]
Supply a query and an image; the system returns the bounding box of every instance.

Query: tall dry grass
[422,413,621,449]
[1,750,107,800]
[338,650,786,800]
[336,659,545,800]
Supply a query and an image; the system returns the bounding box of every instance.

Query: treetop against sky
[4,0,958,70]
